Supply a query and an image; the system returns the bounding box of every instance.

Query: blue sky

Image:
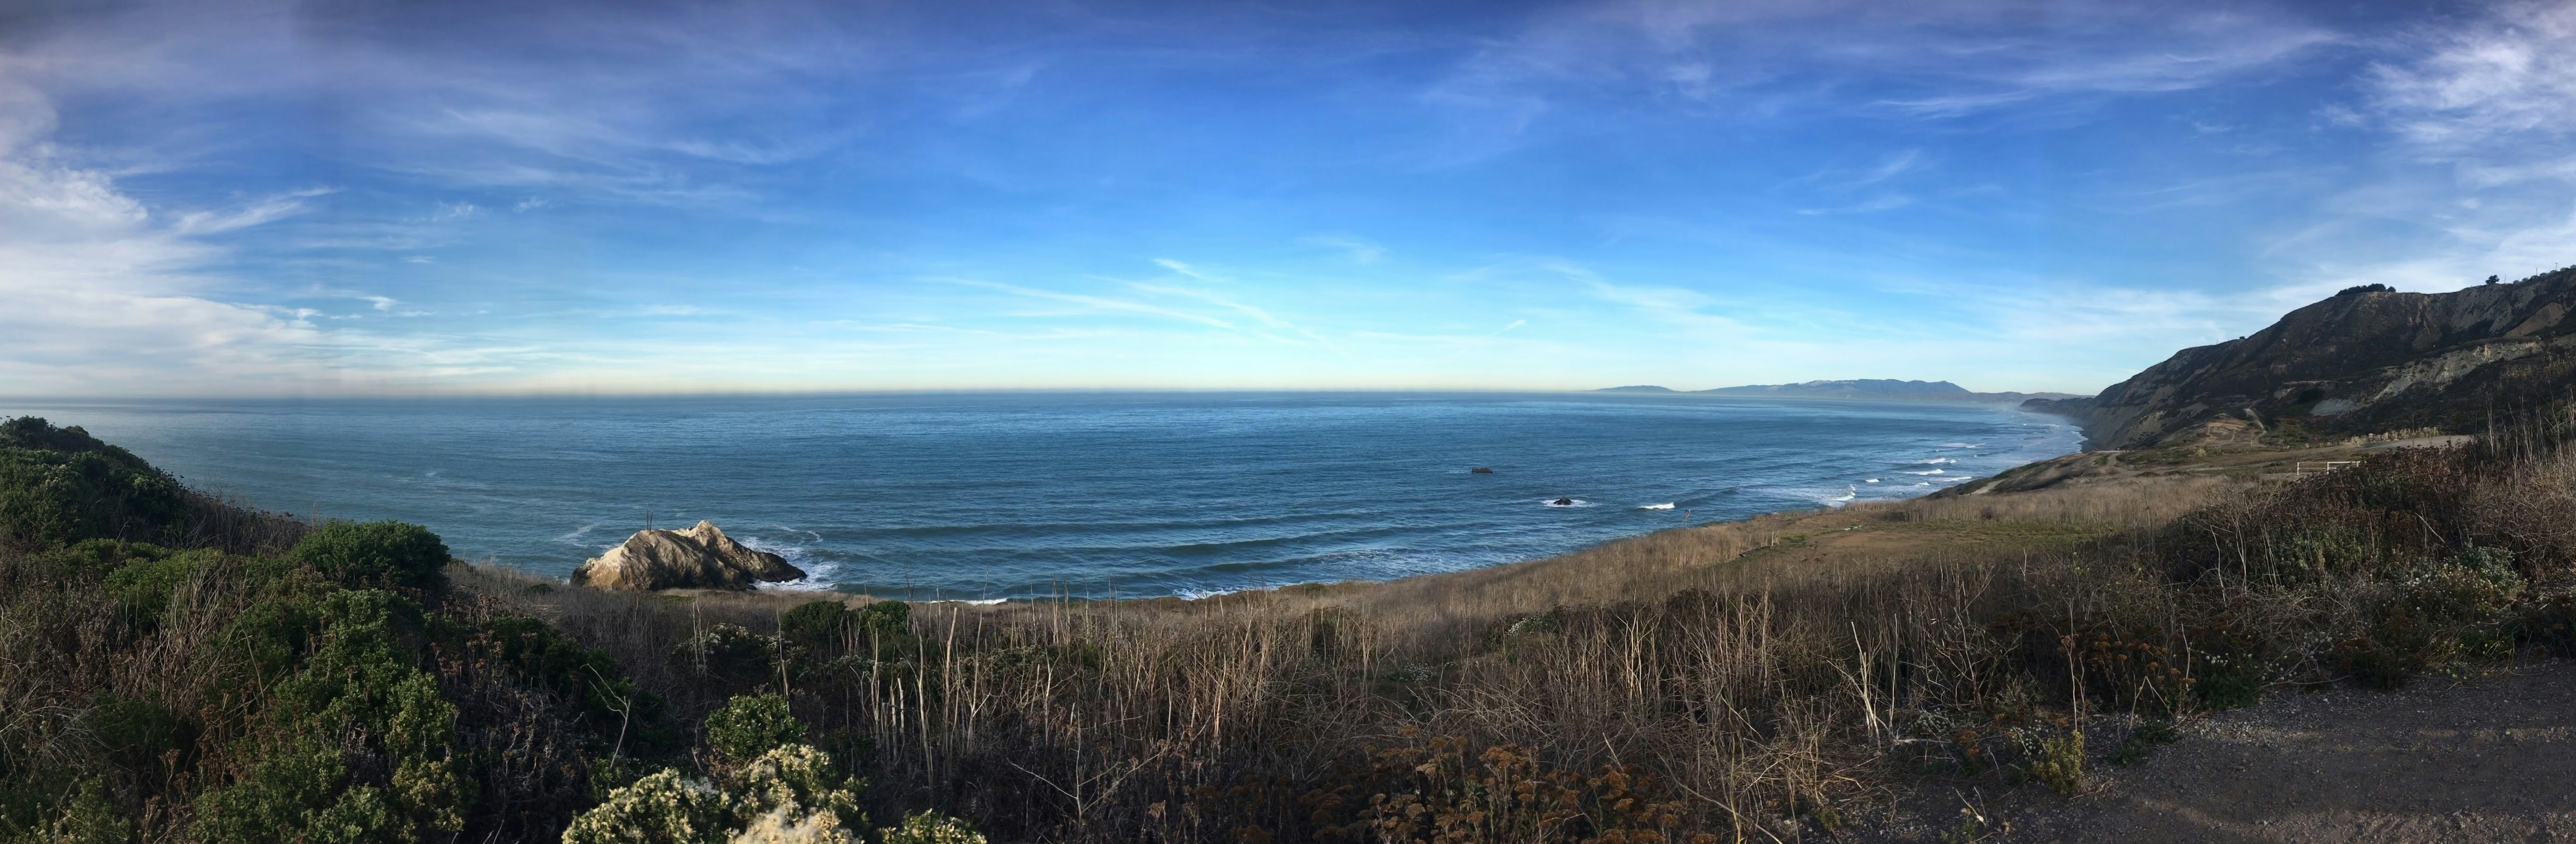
[2,0,2571,396]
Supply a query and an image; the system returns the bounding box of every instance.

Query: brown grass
[465,471,2270,840]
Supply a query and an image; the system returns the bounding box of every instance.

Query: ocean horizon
[0,391,2082,599]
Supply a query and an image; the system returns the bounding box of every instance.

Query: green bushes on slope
[0,418,187,549]
[0,417,981,843]
[568,693,983,844]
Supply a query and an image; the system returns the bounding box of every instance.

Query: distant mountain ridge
[1595,379,2077,405]
[2027,266,2576,450]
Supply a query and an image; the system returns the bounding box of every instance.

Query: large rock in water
[571,520,804,591]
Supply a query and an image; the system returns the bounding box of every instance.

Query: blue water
[0,392,2080,599]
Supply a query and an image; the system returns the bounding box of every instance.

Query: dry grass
[463,471,2272,840]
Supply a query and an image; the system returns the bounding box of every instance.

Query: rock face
[571,520,805,591]
[2028,266,2576,449]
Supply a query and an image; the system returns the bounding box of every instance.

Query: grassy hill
[9,402,2576,841]
[2033,265,2576,449]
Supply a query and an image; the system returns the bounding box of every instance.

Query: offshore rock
[572,520,804,591]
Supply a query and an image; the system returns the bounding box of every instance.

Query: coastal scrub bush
[562,768,732,844]
[289,520,452,591]
[780,601,853,647]
[0,417,187,548]
[780,599,915,658]
[102,545,220,626]
[675,623,796,687]
[878,811,987,844]
[482,614,666,746]
[192,589,471,843]
[706,694,806,765]
[563,696,951,844]
[2023,730,2084,797]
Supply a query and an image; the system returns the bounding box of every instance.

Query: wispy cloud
[1434,0,2340,130]
[1304,235,1386,265]
[2367,2,2576,154]
[943,278,1239,330]
[1797,194,1913,215]
[171,187,334,235]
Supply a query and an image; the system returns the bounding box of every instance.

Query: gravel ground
[1856,658,2576,843]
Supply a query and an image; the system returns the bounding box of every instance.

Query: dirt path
[1994,659,2576,842]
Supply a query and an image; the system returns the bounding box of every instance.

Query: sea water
[0,392,2082,599]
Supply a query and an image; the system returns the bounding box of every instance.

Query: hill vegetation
[0,417,979,844]
[12,385,2576,840]
[2030,265,2576,449]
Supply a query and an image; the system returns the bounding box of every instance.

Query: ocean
[0,392,2081,599]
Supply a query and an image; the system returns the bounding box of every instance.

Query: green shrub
[2024,730,2084,797]
[879,810,988,844]
[675,623,796,686]
[0,418,187,549]
[485,615,666,745]
[15,779,129,844]
[84,696,191,774]
[706,694,805,765]
[193,589,469,843]
[779,601,853,647]
[104,546,221,626]
[288,520,451,591]
[192,740,409,844]
[564,745,867,844]
[781,599,915,661]
[562,768,732,844]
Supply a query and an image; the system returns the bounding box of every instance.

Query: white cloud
[0,147,337,393]
[1437,0,2339,127]
[2261,1,2576,303]
[2369,2,2576,152]
[171,187,333,235]
[943,277,1239,330]
[1303,236,1387,265]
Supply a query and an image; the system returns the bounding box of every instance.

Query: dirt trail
[1997,659,2576,843]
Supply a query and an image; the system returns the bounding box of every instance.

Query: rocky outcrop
[2028,266,2576,449]
[571,520,805,591]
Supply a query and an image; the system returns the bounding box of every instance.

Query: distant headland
[1597,378,2080,405]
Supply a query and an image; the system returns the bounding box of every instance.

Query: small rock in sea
[1470,467,1494,474]
[571,520,805,591]
[1552,497,1574,506]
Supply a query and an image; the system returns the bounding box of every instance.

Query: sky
[2,0,2573,397]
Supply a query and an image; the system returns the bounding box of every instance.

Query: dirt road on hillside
[1981,660,2576,843]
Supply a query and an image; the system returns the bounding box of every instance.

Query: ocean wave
[738,535,844,591]
[1637,502,1676,509]
[1863,478,1880,483]
[554,522,604,544]
[1907,458,1957,465]
[1903,469,1945,476]
[1940,442,1983,449]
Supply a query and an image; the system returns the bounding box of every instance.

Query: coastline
[6,392,2080,599]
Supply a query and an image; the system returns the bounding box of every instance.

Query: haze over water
[1,393,2078,599]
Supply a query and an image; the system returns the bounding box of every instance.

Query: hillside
[1597,379,2076,403]
[16,386,2576,841]
[1698,378,2077,404]
[2030,267,2576,449]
